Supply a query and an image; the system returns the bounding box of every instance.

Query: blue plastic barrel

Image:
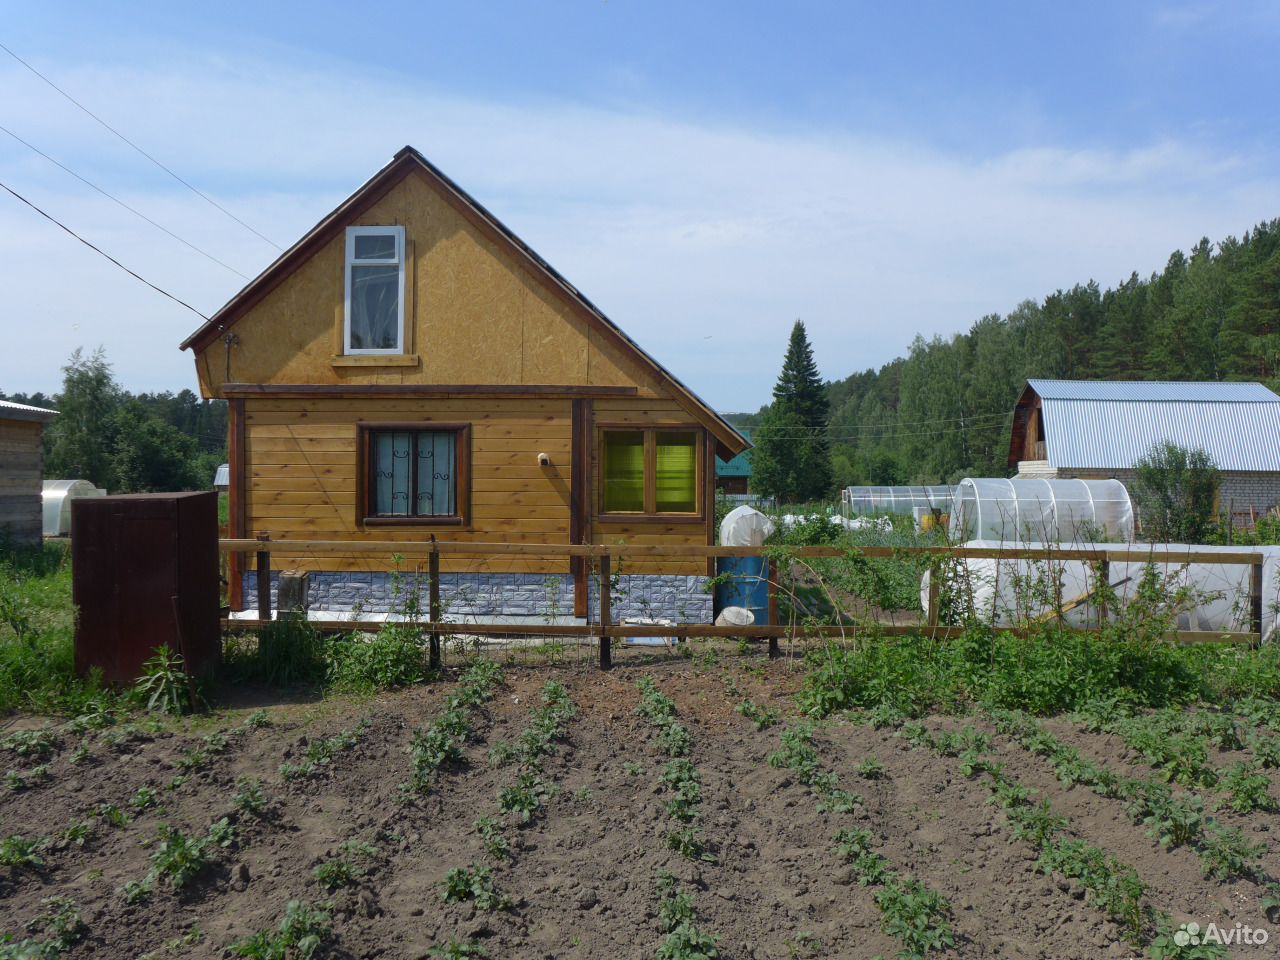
[714,556,771,625]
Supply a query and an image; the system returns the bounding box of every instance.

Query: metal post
[428,539,442,671]
[255,534,271,623]
[598,555,612,670]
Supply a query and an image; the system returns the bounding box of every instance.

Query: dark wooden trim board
[223,383,638,400]
[228,398,245,610]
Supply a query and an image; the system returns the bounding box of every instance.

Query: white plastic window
[344,225,405,354]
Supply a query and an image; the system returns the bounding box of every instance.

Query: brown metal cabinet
[72,492,220,685]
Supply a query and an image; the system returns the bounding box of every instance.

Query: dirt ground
[1,655,1276,959]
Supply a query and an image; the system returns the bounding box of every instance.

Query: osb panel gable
[195,168,674,403]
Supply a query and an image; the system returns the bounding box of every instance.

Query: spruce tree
[752,320,833,502]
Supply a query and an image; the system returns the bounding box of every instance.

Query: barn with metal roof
[1008,379,1280,519]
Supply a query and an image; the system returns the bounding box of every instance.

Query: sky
[1,1,1278,412]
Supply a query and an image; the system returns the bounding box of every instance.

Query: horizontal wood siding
[244,398,574,573]
[0,420,44,545]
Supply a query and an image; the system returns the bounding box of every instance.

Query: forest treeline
[2,349,226,493]
[731,218,1280,488]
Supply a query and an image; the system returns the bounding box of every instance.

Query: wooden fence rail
[220,536,1267,669]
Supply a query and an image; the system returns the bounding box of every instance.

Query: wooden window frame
[344,225,406,356]
[596,424,705,523]
[356,422,471,528]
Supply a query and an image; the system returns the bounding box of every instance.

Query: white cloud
[1,51,1278,410]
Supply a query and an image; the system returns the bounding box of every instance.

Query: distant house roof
[0,399,57,423]
[716,428,753,478]
[1017,379,1280,472]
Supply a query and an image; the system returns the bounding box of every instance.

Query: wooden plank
[251,478,356,492]
[226,383,638,399]
[218,618,1259,646]
[245,410,571,427]
[247,397,572,415]
[229,398,245,611]
[247,437,354,452]
[218,538,1268,565]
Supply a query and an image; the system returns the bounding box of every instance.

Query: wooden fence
[218,537,1268,670]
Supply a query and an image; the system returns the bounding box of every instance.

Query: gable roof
[1018,379,1280,472]
[179,146,749,458]
[0,398,57,423]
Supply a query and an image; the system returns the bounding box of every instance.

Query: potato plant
[407,661,504,792]
[280,718,373,781]
[767,722,952,959]
[989,708,1269,882]
[231,900,331,959]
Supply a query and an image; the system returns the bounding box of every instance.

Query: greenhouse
[841,485,954,519]
[922,541,1280,642]
[948,477,1133,544]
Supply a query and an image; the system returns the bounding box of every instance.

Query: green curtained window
[601,428,700,515]
[602,431,645,512]
[655,432,697,513]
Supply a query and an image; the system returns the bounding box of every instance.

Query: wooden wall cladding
[195,169,668,400]
[244,397,575,574]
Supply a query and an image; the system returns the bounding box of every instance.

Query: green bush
[324,628,426,694]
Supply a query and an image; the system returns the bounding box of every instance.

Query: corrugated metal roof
[1029,379,1280,402]
[1042,397,1280,471]
[0,398,57,422]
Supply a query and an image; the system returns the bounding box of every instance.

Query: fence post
[255,533,272,623]
[428,536,441,671]
[1250,556,1263,641]
[1097,558,1110,625]
[598,554,612,670]
[766,559,780,659]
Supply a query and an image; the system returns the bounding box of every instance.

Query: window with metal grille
[361,425,468,525]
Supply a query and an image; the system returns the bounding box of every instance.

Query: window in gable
[345,225,405,354]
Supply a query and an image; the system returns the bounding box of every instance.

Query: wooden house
[181,146,750,621]
[0,400,57,546]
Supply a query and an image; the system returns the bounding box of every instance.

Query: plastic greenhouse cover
[920,540,1280,642]
[842,485,954,516]
[949,478,1133,544]
[720,505,776,547]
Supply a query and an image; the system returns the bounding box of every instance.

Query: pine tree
[752,320,833,502]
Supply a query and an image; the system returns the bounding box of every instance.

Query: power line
[0,40,283,251]
[0,122,251,279]
[0,177,209,320]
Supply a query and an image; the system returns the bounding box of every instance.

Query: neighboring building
[0,399,57,546]
[180,146,750,621]
[1009,379,1280,519]
[715,427,752,494]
